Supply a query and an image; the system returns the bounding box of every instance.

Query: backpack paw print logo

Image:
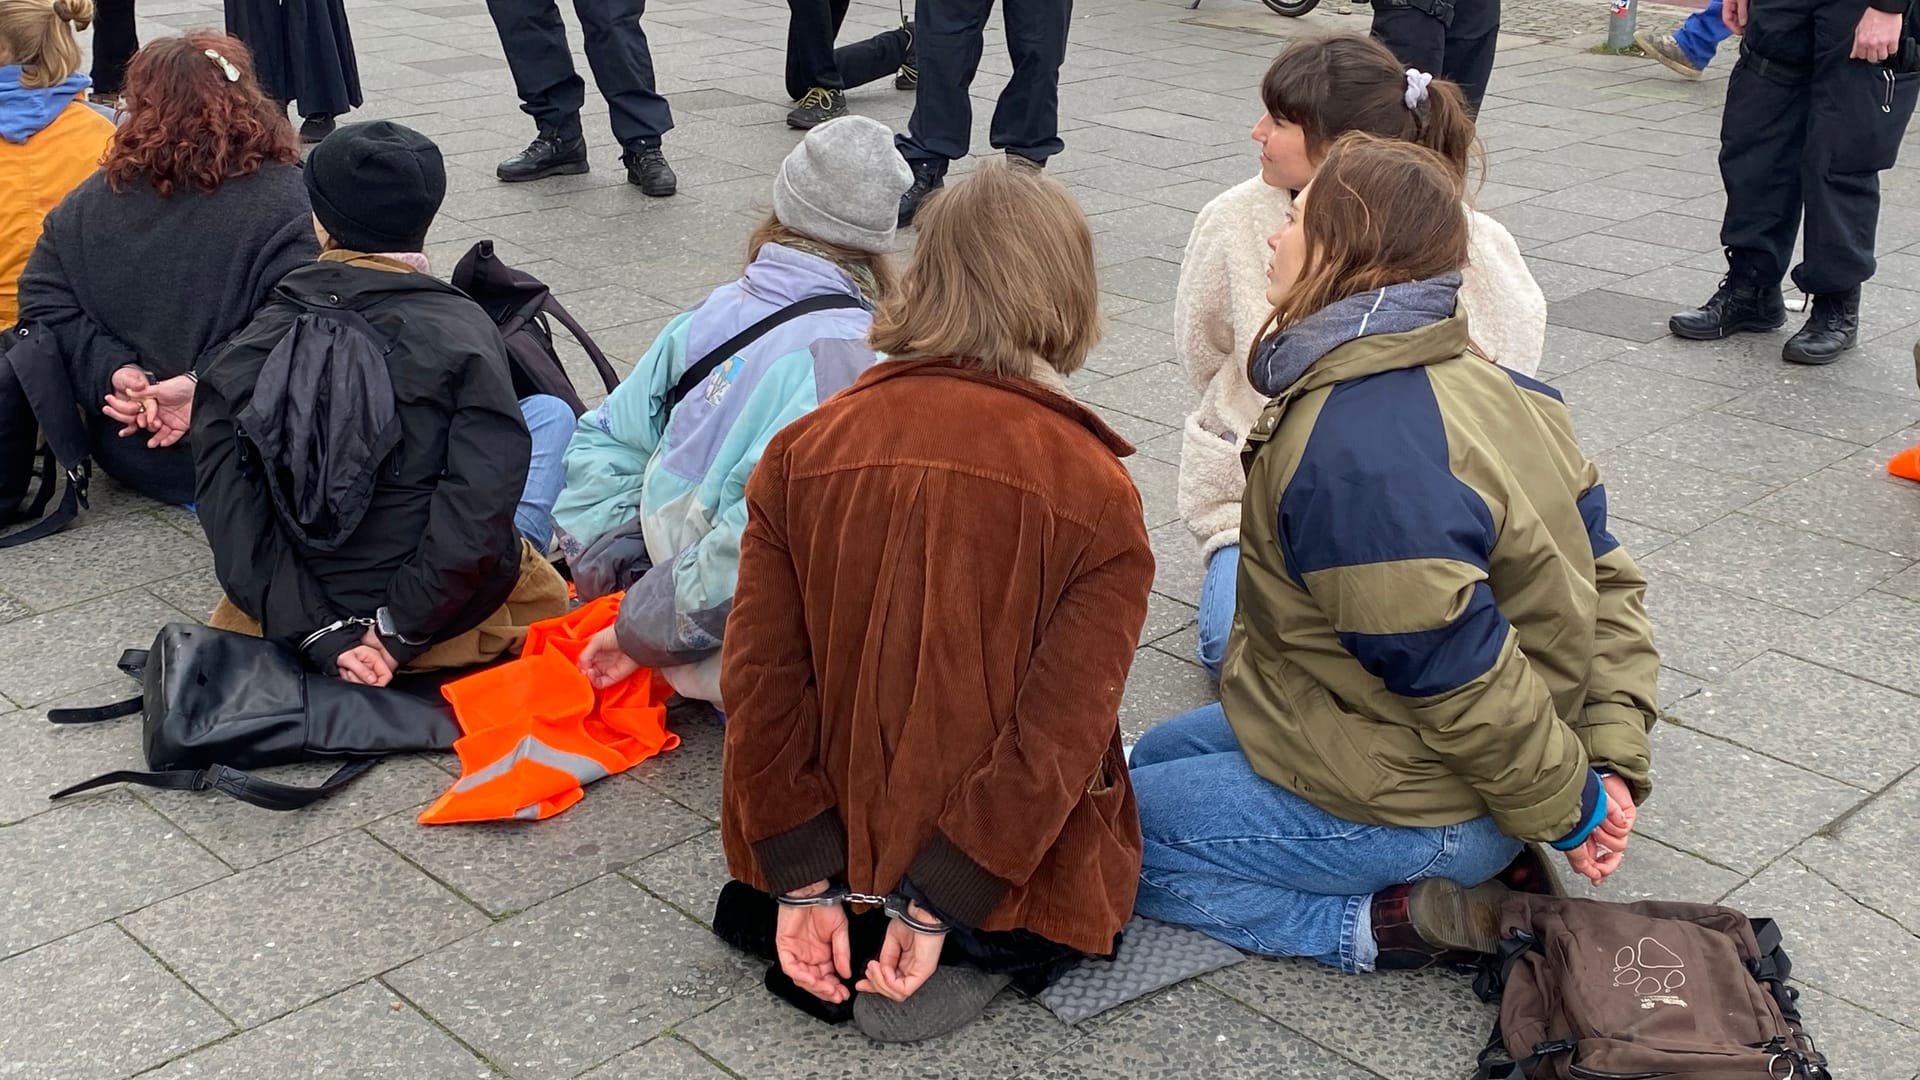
[1614,936,1688,1009]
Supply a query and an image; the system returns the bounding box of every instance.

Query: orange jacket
[0,97,112,327]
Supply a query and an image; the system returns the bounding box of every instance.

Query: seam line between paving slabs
[1652,714,1884,796]
[375,974,515,1078]
[1190,977,1396,1079]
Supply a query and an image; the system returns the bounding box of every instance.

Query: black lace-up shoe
[623,146,678,196]
[496,128,589,182]
[1782,289,1861,366]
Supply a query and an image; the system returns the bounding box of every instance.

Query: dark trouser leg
[1369,1,1446,83]
[897,0,995,167]
[1441,0,1500,113]
[786,0,853,99]
[486,0,587,139]
[572,0,674,149]
[1794,1,1916,296]
[834,25,912,90]
[991,0,1071,162]
[1717,0,1819,285]
[90,0,139,94]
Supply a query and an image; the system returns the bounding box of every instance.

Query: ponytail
[0,0,92,87]
[1411,76,1484,192]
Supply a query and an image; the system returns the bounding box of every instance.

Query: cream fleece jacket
[1175,175,1547,560]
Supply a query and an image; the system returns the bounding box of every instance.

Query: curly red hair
[103,32,300,197]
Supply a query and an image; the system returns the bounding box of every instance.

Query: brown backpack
[1472,894,1831,1080]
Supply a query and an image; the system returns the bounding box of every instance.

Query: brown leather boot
[1370,878,1510,971]
[1494,843,1567,898]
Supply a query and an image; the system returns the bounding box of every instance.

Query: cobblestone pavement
[5,0,1920,1076]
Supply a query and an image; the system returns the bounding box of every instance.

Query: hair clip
[204,48,241,83]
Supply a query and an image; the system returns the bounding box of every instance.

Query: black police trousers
[1370,0,1501,114]
[897,0,1071,169]
[485,0,674,150]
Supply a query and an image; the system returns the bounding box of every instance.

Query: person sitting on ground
[15,31,314,507]
[713,160,1153,1043]
[192,121,572,687]
[1177,34,1546,678]
[553,115,912,709]
[1131,134,1658,973]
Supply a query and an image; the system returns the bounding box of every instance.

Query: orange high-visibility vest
[419,595,679,824]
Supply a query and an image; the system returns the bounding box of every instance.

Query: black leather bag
[48,623,460,810]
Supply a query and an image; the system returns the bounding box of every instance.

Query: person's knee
[1195,617,1228,675]
[520,394,576,446]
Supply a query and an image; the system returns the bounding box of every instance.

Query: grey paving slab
[1724,860,1920,1023]
[1880,561,1920,602]
[1025,982,1382,1080]
[1590,449,1776,536]
[1148,521,1207,607]
[1535,324,1631,378]
[1719,378,1920,446]
[0,791,228,958]
[1555,360,1742,453]
[1745,464,1920,559]
[1561,834,1746,906]
[121,831,489,1025]
[370,773,709,916]
[624,828,728,926]
[1205,958,1489,1080]
[1673,652,1920,791]
[1523,257,1627,302]
[580,1036,731,1079]
[139,755,453,869]
[1117,646,1218,741]
[0,682,151,825]
[1626,410,1859,486]
[1786,590,1920,697]
[1607,516,1680,559]
[1796,770,1920,938]
[389,874,757,1080]
[0,512,211,614]
[143,566,230,625]
[0,924,230,1080]
[1632,725,1863,872]
[1123,453,1181,530]
[1791,985,1920,1080]
[626,711,724,822]
[0,589,187,707]
[1639,514,1910,618]
[677,974,1081,1080]
[139,982,494,1080]
[1550,289,1695,344]
[1531,233,1695,278]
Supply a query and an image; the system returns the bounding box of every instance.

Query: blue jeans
[1196,544,1239,676]
[517,395,575,550]
[1673,0,1730,69]
[1129,704,1521,973]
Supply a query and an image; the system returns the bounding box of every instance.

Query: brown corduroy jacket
[719,359,1153,956]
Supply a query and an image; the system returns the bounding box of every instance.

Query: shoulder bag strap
[540,296,622,394]
[48,758,380,811]
[664,294,866,417]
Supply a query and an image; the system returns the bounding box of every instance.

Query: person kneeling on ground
[1131,134,1659,973]
[554,116,911,709]
[192,121,572,685]
[713,160,1154,1042]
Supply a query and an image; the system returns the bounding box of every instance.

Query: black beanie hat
[304,121,447,254]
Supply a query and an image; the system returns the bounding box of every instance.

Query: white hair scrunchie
[1404,68,1434,111]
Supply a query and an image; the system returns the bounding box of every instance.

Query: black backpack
[450,241,619,415]
[0,323,91,549]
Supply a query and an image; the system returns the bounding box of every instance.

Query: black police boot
[623,145,678,197]
[298,113,336,145]
[897,160,945,228]
[497,127,589,183]
[1782,288,1861,366]
[1669,270,1787,341]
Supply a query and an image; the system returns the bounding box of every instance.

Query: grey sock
[852,968,1012,1043]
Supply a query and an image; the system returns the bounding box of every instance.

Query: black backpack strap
[48,697,143,724]
[49,758,379,811]
[664,295,866,416]
[541,296,622,394]
[0,324,91,549]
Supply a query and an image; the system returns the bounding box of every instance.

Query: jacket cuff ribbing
[750,809,847,896]
[1866,0,1908,15]
[904,831,1012,930]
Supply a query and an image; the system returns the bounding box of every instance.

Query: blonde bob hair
[0,0,91,87]
[868,158,1101,380]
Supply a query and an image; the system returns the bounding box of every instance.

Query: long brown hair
[0,0,89,87]
[746,216,899,299]
[1261,34,1481,185]
[1248,133,1470,374]
[868,159,1101,381]
[104,32,299,197]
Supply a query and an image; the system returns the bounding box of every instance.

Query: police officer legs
[1670,0,1916,365]
[895,0,1072,226]
[487,0,678,195]
[1369,0,1501,112]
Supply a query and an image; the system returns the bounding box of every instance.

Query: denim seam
[1339,892,1370,973]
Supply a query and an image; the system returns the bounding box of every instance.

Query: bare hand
[335,644,395,687]
[103,366,150,435]
[578,625,642,689]
[130,375,195,448]
[855,909,946,1002]
[1853,8,1903,63]
[360,627,399,672]
[1565,777,1635,886]
[1722,0,1747,34]
[774,890,852,1004]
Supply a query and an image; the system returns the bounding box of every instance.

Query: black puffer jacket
[191,252,530,670]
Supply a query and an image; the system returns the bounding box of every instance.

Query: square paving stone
[1786,591,1920,696]
[1148,522,1206,608]
[140,755,453,869]
[677,974,1082,1080]
[0,589,189,707]
[389,874,758,1080]
[1724,860,1920,1022]
[1720,378,1920,445]
[1024,982,1380,1080]
[1086,320,1175,378]
[1554,360,1741,452]
[1607,516,1680,558]
[1625,411,1858,486]
[1118,646,1218,740]
[0,511,211,613]
[1077,362,1197,430]
[624,828,728,926]
[1205,957,1490,1080]
[1796,770,1920,937]
[1532,233,1695,278]
[1673,652,1920,791]
[580,1036,731,1079]
[1640,515,1909,618]
[1632,726,1863,873]
[1562,834,1746,906]
[1641,569,1814,679]
[1550,289,1691,343]
[121,831,489,1024]
[144,566,230,625]
[139,981,492,1080]
[0,682,151,825]
[0,924,230,1080]
[626,712,723,823]
[1124,453,1181,529]
[1792,986,1920,1080]
[370,776,708,916]
[1590,449,1776,535]
[1880,562,1920,602]
[1512,258,1625,303]
[1745,465,1920,559]
[1,791,228,958]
